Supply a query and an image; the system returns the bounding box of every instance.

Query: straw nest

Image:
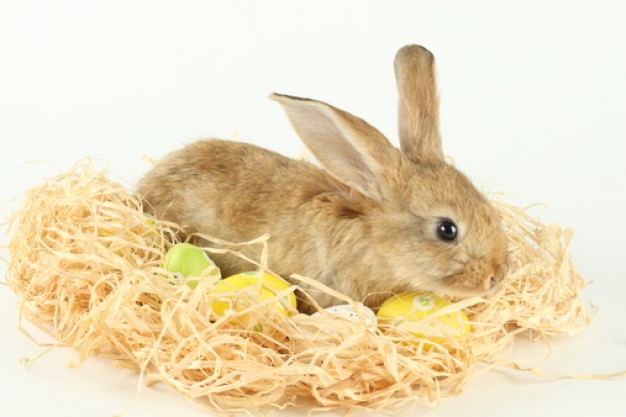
[5,161,591,415]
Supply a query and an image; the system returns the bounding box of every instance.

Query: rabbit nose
[483,275,497,291]
[485,264,507,291]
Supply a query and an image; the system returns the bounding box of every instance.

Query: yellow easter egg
[210,272,297,317]
[98,214,159,253]
[377,291,471,344]
[99,214,156,237]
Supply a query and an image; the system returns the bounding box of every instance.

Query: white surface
[1,1,625,416]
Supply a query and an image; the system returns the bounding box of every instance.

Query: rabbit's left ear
[394,44,444,163]
[271,93,399,201]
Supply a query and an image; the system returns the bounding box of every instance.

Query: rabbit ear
[394,44,444,163]
[271,93,398,200]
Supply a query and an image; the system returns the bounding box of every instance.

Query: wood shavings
[5,161,595,415]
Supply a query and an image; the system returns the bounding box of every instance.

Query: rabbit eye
[436,219,458,242]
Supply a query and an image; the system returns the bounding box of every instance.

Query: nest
[5,160,591,415]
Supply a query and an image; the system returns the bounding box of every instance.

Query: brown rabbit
[138,45,509,312]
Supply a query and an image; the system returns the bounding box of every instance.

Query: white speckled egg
[313,304,377,327]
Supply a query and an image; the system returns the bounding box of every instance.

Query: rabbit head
[271,45,509,300]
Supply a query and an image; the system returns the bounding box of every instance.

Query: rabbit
[138,44,509,313]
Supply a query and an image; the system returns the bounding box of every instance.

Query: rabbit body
[139,139,399,309]
[138,45,509,312]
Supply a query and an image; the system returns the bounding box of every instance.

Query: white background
[1,1,625,416]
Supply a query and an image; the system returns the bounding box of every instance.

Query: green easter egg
[163,243,216,288]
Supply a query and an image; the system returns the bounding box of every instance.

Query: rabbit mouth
[426,273,502,299]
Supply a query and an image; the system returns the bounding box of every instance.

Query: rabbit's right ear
[271,93,399,201]
[394,44,444,163]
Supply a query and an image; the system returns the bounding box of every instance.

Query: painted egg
[377,291,471,344]
[312,304,377,327]
[163,243,218,288]
[99,214,158,251]
[210,271,297,317]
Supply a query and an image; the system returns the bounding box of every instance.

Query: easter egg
[377,291,471,344]
[163,243,217,288]
[312,304,377,327]
[210,271,297,317]
[99,214,159,252]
